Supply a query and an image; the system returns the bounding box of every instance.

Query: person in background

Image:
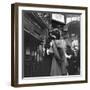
[66,34,80,75]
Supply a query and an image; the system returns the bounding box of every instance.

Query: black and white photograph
[23,11,80,77]
[11,3,87,87]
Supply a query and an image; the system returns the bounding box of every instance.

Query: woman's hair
[49,28,60,40]
[45,28,60,49]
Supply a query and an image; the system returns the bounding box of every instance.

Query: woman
[49,28,68,76]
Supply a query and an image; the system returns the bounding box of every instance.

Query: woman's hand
[65,53,72,59]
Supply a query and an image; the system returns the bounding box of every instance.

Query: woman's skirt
[50,57,68,76]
